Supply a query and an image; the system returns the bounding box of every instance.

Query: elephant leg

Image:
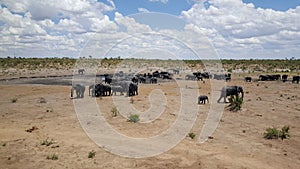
[217,96,222,103]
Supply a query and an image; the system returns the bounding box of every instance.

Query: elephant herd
[72,82,245,105]
[244,74,300,83]
[70,70,175,99]
[185,72,231,82]
[71,82,138,99]
[71,70,297,106]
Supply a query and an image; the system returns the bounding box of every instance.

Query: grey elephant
[78,69,85,75]
[198,95,209,104]
[217,86,244,103]
[71,84,85,98]
[95,83,111,96]
[128,83,138,96]
[111,85,124,96]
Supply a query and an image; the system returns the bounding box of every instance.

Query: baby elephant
[198,95,209,104]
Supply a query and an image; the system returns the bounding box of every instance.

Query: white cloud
[0,0,116,57]
[114,12,152,34]
[149,0,168,4]
[0,0,299,59]
[181,0,300,59]
[138,8,150,13]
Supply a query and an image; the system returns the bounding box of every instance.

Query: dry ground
[0,73,300,169]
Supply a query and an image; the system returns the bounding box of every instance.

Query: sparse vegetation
[11,98,17,103]
[188,132,196,139]
[41,138,55,146]
[47,154,58,160]
[227,95,243,112]
[88,150,96,158]
[264,126,290,140]
[128,114,140,123]
[111,107,119,117]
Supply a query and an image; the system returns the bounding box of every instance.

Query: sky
[0,0,299,59]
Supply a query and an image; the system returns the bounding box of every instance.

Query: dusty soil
[0,72,300,169]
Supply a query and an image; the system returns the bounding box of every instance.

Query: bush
[41,138,55,146]
[227,95,243,112]
[264,126,290,140]
[188,132,196,139]
[279,126,290,140]
[88,150,96,158]
[264,127,279,139]
[111,107,119,117]
[128,114,140,123]
[47,154,58,160]
[11,98,17,103]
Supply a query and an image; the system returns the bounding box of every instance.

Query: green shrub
[188,132,196,139]
[264,127,279,139]
[88,150,96,158]
[128,114,140,123]
[279,126,290,140]
[111,107,119,117]
[227,95,243,112]
[264,126,290,140]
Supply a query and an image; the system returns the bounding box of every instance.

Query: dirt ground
[0,72,300,169]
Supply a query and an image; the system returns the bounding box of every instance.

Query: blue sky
[105,0,194,19]
[0,0,299,59]
[104,0,300,19]
[242,0,300,11]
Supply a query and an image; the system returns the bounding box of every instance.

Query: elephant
[198,95,209,104]
[128,83,138,96]
[104,76,112,84]
[152,71,160,78]
[185,74,195,80]
[259,74,281,81]
[138,76,146,83]
[292,76,300,83]
[131,76,139,83]
[111,85,124,96]
[213,74,225,80]
[259,75,269,81]
[78,69,85,75]
[150,77,157,84]
[282,75,288,82]
[71,84,85,98]
[93,83,111,97]
[225,74,231,82]
[245,77,252,82]
[162,74,172,80]
[201,72,212,79]
[88,84,95,96]
[173,69,180,74]
[217,86,244,103]
[119,81,134,96]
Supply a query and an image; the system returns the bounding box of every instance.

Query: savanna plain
[0,58,300,169]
